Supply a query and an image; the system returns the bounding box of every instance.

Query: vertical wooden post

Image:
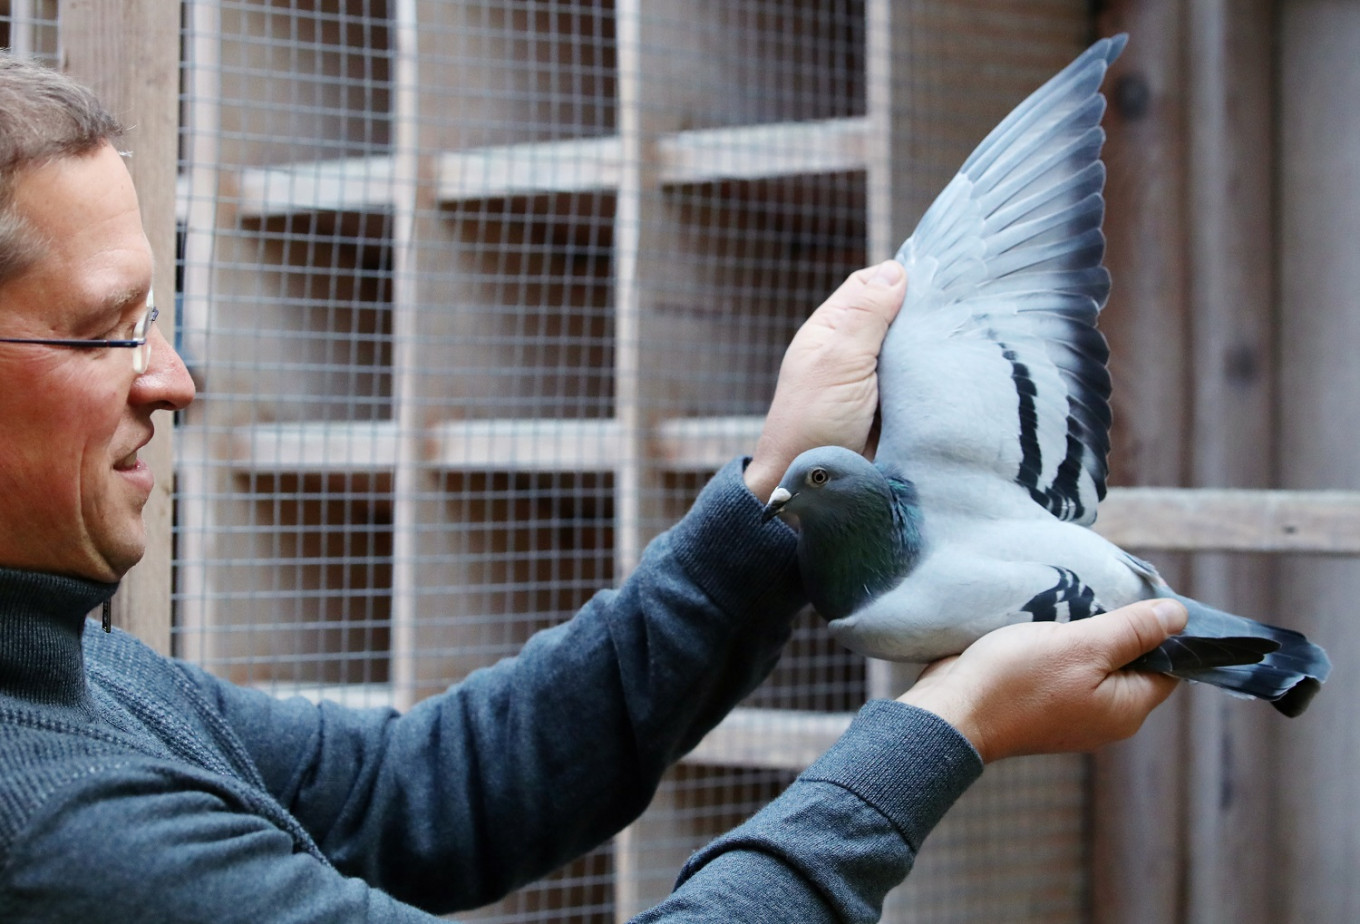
[1091,4,1193,921]
[1182,3,1280,921]
[61,0,181,653]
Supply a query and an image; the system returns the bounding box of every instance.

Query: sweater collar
[0,567,119,712]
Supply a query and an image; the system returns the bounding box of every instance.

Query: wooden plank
[656,117,868,185]
[171,0,223,667]
[433,118,867,205]
[651,415,762,471]
[62,0,180,652]
[611,4,648,914]
[254,681,396,710]
[238,155,396,217]
[231,421,400,473]
[1095,488,1360,555]
[229,417,1360,559]
[436,136,623,201]
[425,418,624,473]
[387,0,422,713]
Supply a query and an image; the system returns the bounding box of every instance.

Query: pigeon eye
[807,467,830,487]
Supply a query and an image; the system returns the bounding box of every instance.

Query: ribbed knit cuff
[664,457,804,621]
[801,699,983,852]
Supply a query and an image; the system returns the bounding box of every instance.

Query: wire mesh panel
[0,1,58,61]
[171,0,1092,920]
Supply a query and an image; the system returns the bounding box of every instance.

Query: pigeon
[761,34,1331,717]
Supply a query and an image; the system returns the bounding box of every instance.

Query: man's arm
[184,457,802,911]
[634,600,1185,922]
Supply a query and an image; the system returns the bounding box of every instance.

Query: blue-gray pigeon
[762,34,1331,717]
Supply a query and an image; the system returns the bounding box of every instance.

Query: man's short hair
[0,52,125,283]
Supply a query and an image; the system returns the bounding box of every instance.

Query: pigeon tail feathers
[1141,592,1333,716]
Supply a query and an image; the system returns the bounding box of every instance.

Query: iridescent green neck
[797,472,921,620]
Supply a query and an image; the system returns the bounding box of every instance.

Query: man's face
[0,142,195,581]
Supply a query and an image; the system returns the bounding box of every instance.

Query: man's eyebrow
[99,283,151,315]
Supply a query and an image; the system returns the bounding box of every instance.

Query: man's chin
[92,526,148,582]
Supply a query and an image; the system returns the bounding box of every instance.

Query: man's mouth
[114,432,152,471]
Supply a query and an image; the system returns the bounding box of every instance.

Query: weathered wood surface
[1096,488,1360,555]
[62,0,180,653]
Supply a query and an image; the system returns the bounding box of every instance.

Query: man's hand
[899,600,1188,763]
[744,261,907,500]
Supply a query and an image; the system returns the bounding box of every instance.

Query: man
[0,52,1183,922]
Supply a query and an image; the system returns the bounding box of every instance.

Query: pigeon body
[764,35,1331,716]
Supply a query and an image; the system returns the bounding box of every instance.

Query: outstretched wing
[876,35,1124,527]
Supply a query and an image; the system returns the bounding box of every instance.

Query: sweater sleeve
[635,701,983,923]
[186,457,813,913]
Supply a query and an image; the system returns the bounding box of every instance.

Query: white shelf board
[426,418,626,472]
[436,135,624,201]
[657,116,870,185]
[225,416,768,476]
[683,707,853,772]
[652,415,763,471]
[433,117,869,203]
[237,155,396,218]
[253,681,397,710]
[231,420,399,473]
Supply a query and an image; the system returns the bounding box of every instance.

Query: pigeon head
[762,446,924,621]
[761,446,887,527]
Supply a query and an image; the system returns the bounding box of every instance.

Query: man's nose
[130,324,196,411]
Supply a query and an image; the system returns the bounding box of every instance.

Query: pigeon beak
[761,486,793,523]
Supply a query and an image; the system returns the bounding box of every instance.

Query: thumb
[1073,599,1188,670]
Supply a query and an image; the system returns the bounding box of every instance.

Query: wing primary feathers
[984,161,1106,236]
[973,122,1107,218]
[958,36,1127,180]
[988,227,1106,280]
[981,266,1111,300]
[881,36,1124,521]
[987,192,1106,259]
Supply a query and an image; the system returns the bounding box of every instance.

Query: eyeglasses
[0,292,158,374]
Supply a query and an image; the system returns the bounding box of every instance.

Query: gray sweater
[0,460,981,922]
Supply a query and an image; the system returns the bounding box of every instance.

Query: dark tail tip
[1272,677,1323,718]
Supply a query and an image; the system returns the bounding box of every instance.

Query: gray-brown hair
[0,51,125,283]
